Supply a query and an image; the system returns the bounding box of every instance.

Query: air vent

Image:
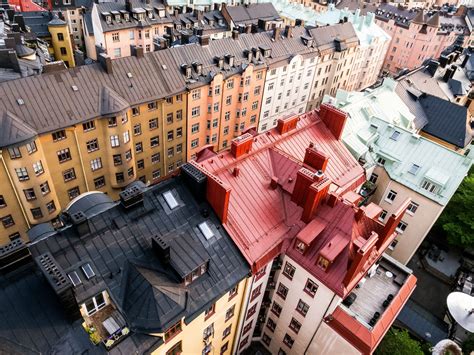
[152,234,170,264]
[181,163,207,201]
[36,253,71,292]
[119,185,144,208]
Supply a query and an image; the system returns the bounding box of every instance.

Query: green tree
[376,328,424,355]
[462,333,474,355]
[437,167,474,248]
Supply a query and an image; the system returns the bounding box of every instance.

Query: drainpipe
[231,272,254,354]
[72,126,90,191]
[304,293,338,354]
[0,150,31,229]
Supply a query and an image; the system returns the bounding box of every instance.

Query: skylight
[390,130,401,141]
[71,85,78,91]
[81,263,95,279]
[198,221,214,240]
[408,163,421,175]
[163,191,179,209]
[16,98,24,105]
[127,72,133,78]
[68,271,82,286]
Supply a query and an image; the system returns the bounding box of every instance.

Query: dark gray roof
[65,190,116,218]
[0,25,326,147]
[0,110,37,146]
[418,93,470,148]
[447,78,469,96]
[225,3,280,25]
[307,22,358,53]
[0,176,249,353]
[21,11,53,37]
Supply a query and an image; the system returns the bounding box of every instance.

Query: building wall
[259,254,341,354]
[186,65,265,160]
[258,54,318,132]
[368,167,444,264]
[63,8,84,48]
[48,23,76,67]
[306,321,361,355]
[153,276,251,355]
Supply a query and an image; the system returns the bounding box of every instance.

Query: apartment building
[0,51,188,246]
[193,104,417,353]
[314,6,391,92]
[88,0,173,60]
[374,4,470,74]
[49,0,91,49]
[221,3,283,32]
[325,81,473,264]
[0,177,250,354]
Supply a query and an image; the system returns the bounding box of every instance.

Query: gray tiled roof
[0,24,340,147]
[0,177,249,353]
[225,3,280,25]
[307,22,358,52]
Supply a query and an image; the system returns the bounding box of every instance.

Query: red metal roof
[319,233,349,263]
[296,218,326,245]
[327,274,417,354]
[196,109,366,272]
[8,0,46,11]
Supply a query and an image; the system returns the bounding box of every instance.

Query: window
[46,200,56,214]
[149,118,158,130]
[283,334,294,348]
[123,131,130,143]
[57,148,71,163]
[40,181,50,195]
[84,293,106,316]
[8,147,21,159]
[63,168,76,182]
[289,318,302,334]
[94,176,106,189]
[151,153,160,164]
[409,163,421,175]
[31,207,43,219]
[112,32,119,42]
[132,107,140,116]
[33,160,44,175]
[167,147,174,158]
[24,188,36,201]
[68,186,80,200]
[377,157,386,166]
[82,120,95,131]
[379,210,387,221]
[134,124,142,135]
[192,89,201,100]
[228,285,238,299]
[68,271,81,286]
[277,283,289,299]
[386,190,397,202]
[396,221,408,233]
[1,215,14,228]
[0,195,6,208]
[296,299,309,316]
[137,159,144,170]
[225,304,235,321]
[191,106,200,117]
[52,130,66,141]
[369,173,378,184]
[267,318,276,332]
[271,301,282,317]
[26,141,37,154]
[90,158,102,171]
[166,342,182,355]
[283,262,296,279]
[112,154,122,166]
[421,180,439,193]
[205,304,215,319]
[60,47,68,56]
[407,201,419,215]
[86,139,99,152]
[9,233,20,241]
[254,86,261,95]
[242,322,252,334]
[150,136,159,148]
[220,342,228,355]
[127,167,134,177]
[304,279,318,297]
[108,117,117,127]
[115,172,124,184]
[246,303,257,319]
[110,135,120,148]
[251,284,262,301]
[167,131,174,141]
[135,142,143,153]
[152,169,161,180]
[295,240,307,254]
[389,239,399,251]
[222,325,231,339]
[15,167,29,181]
[57,32,64,41]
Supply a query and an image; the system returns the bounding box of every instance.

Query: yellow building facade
[48,15,76,68]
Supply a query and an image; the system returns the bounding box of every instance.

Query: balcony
[82,304,129,350]
[359,181,377,206]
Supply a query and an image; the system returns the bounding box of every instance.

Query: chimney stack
[319,103,347,140]
[230,133,253,158]
[232,30,239,40]
[272,27,282,40]
[303,146,329,172]
[376,198,411,250]
[99,53,113,74]
[461,53,471,68]
[301,177,331,223]
[285,25,293,38]
[198,35,210,46]
[343,232,379,288]
[277,115,298,134]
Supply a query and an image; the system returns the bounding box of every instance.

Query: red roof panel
[296,218,327,245]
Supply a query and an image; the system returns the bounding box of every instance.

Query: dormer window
[184,261,208,286]
[106,15,112,24]
[317,255,329,271]
[138,13,144,21]
[408,163,420,175]
[295,240,308,254]
[124,13,129,21]
[164,320,182,342]
[115,14,120,22]
[159,10,165,17]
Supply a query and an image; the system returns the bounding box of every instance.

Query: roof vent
[16,98,24,105]
[127,72,133,78]
[0,238,30,270]
[152,235,170,264]
[181,163,207,201]
[70,211,91,237]
[71,85,78,91]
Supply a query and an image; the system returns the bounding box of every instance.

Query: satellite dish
[446,292,474,332]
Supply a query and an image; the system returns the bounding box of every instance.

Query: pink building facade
[375,5,469,74]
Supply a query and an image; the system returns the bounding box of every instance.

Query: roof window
[82,263,95,279]
[68,271,82,286]
[390,130,401,141]
[408,163,420,175]
[163,190,179,209]
[71,85,78,91]
[16,98,24,105]
[198,221,214,240]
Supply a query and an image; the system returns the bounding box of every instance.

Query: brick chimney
[376,198,411,250]
[276,115,298,134]
[319,103,348,140]
[343,232,379,288]
[291,167,331,223]
[230,133,253,158]
[303,145,329,172]
[188,161,231,224]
